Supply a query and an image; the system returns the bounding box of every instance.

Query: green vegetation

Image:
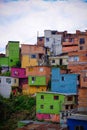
[0,95,36,130]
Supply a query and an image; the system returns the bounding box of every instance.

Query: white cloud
[0,0,87,53]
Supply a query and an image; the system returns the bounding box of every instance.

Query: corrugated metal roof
[37,91,77,96]
[68,114,87,121]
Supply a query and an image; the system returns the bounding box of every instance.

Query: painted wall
[51,68,78,94]
[36,113,60,122]
[22,84,46,95]
[28,76,46,86]
[49,55,68,66]
[11,78,19,87]
[21,44,45,68]
[21,55,38,68]
[11,67,26,78]
[67,116,87,130]
[26,66,51,84]
[6,41,20,67]
[0,57,9,67]
[36,92,65,114]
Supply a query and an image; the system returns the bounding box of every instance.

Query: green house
[6,41,20,67]
[36,92,65,114]
[0,57,9,67]
[28,76,46,86]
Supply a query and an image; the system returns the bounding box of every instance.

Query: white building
[44,30,62,56]
[0,76,18,98]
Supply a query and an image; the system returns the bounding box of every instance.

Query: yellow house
[22,84,46,95]
[21,44,45,68]
[21,55,38,68]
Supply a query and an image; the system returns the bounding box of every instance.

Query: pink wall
[36,113,60,122]
[11,67,26,78]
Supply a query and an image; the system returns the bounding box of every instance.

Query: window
[54,96,59,100]
[40,105,44,109]
[80,46,84,50]
[50,105,53,109]
[39,68,43,72]
[32,77,36,81]
[74,56,79,61]
[61,76,64,81]
[10,59,13,62]
[31,54,36,58]
[46,38,49,42]
[65,105,68,110]
[52,60,55,63]
[67,96,73,101]
[79,38,85,44]
[69,56,74,62]
[60,59,62,65]
[41,95,44,99]
[75,126,84,130]
[84,77,87,82]
[6,78,11,84]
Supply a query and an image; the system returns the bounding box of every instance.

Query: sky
[0,0,87,53]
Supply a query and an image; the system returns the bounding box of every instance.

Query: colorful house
[49,53,68,68]
[11,67,26,78]
[11,67,28,93]
[21,44,45,68]
[6,41,20,67]
[22,66,51,95]
[36,92,76,122]
[0,76,18,98]
[0,57,9,67]
[51,68,78,94]
[67,113,87,130]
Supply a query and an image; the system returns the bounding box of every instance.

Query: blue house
[67,114,87,130]
[51,68,78,94]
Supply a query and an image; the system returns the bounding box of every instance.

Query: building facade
[0,76,18,98]
[21,44,45,68]
[36,92,76,122]
[51,68,78,94]
[6,41,20,67]
[44,30,62,56]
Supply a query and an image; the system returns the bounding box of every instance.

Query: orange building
[78,88,87,111]
[22,66,51,95]
[68,51,87,73]
[62,31,78,53]
[21,44,45,68]
[76,30,87,51]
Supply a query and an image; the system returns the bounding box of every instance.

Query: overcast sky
[0,0,87,53]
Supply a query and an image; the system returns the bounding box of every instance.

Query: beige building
[49,53,68,67]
